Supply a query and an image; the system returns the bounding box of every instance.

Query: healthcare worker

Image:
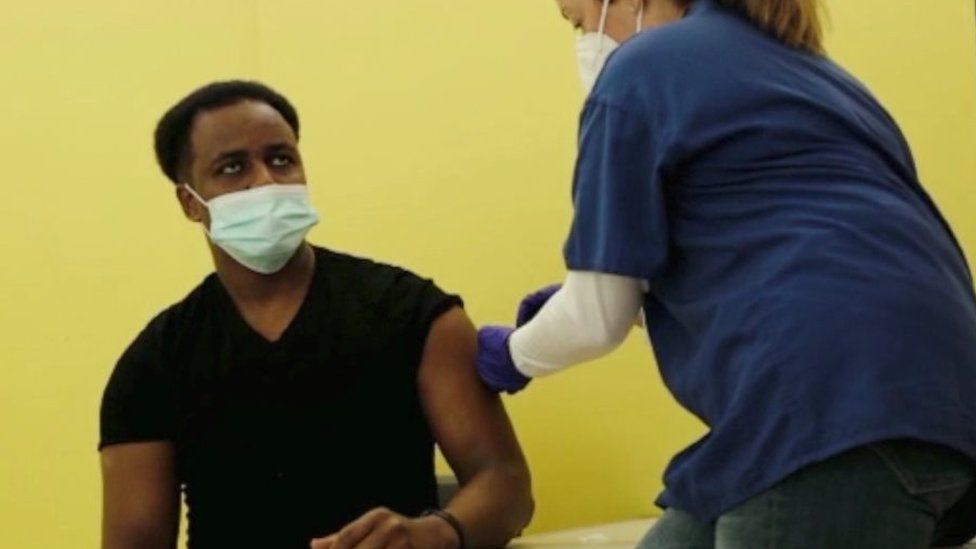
[476,0,976,547]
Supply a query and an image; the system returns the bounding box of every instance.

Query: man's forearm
[443,463,534,548]
[102,527,177,549]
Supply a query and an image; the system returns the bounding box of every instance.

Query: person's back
[578,0,976,519]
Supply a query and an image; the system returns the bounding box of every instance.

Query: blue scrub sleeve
[564,100,670,280]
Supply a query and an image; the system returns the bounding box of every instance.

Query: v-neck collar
[211,248,323,349]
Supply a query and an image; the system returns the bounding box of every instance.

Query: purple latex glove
[516,284,562,327]
[476,326,531,394]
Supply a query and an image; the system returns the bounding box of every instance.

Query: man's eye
[270,155,293,167]
[219,162,243,175]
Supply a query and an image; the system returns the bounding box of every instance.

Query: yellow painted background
[0,1,973,546]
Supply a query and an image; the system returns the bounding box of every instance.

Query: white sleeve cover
[509,271,646,378]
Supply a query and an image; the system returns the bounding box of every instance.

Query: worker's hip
[640,439,976,549]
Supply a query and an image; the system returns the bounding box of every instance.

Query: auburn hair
[714,0,824,54]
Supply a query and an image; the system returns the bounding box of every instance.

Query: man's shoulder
[314,246,430,292]
[312,246,459,321]
[134,273,219,346]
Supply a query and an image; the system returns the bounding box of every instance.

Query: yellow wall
[1,1,973,546]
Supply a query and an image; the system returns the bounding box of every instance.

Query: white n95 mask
[183,183,320,274]
[577,32,620,96]
[576,0,644,96]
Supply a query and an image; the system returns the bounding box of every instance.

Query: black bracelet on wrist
[421,509,466,549]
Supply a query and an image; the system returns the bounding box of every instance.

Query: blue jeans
[639,440,976,549]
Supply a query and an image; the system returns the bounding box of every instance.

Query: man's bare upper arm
[100,441,179,549]
[417,307,528,482]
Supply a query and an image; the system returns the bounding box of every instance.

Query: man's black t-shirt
[100,247,463,548]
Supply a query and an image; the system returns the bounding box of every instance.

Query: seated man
[99,81,533,549]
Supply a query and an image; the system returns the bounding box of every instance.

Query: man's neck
[211,243,316,305]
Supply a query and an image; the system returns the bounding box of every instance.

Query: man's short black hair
[153,80,300,184]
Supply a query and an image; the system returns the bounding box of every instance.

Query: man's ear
[175,184,204,223]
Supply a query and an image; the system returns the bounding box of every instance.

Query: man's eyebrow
[208,149,247,168]
[264,142,297,152]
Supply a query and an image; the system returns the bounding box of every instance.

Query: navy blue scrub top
[565,0,976,520]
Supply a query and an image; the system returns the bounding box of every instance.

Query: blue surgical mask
[183,183,320,274]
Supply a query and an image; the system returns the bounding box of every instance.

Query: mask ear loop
[181,183,209,208]
[637,1,645,32]
[595,0,611,63]
[181,183,215,234]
